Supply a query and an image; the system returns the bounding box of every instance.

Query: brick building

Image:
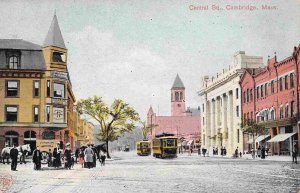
[240,44,300,155]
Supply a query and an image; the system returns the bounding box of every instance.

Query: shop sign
[51,71,68,80]
[53,107,65,123]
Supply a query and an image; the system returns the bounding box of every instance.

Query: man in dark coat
[292,142,298,164]
[261,146,266,159]
[91,144,98,167]
[32,146,42,170]
[64,143,72,169]
[10,144,19,171]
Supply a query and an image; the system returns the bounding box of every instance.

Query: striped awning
[267,133,296,143]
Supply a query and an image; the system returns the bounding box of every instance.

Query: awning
[267,133,296,143]
[255,135,270,143]
[187,140,194,146]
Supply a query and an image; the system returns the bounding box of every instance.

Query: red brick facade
[240,44,300,155]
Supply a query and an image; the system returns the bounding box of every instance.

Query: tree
[76,96,140,158]
[241,118,267,157]
[140,121,158,140]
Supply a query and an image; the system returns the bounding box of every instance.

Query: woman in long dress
[84,144,94,169]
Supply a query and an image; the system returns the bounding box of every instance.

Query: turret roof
[172,74,185,89]
[43,14,66,49]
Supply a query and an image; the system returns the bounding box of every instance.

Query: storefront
[267,132,297,156]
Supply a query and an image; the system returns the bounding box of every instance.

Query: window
[236,88,239,99]
[270,109,276,120]
[243,91,246,103]
[237,129,240,143]
[256,87,259,99]
[285,104,288,118]
[52,52,66,62]
[47,80,51,97]
[202,104,204,112]
[279,106,283,119]
[33,81,40,97]
[246,89,249,103]
[6,81,19,97]
[271,80,274,94]
[6,106,18,122]
[250,89,253,101]
[46,106,50,122]
[260,85,264,97]
[291,101,294,117]
[9,56,19,69]
[203,117,205,125]
[236,106,239,117]
[175,92,179,101]
[290,73,294,88]
[179,92,183,101]
[53,83,65,98]
[265,83,268,96]
[33,106,39,122]
[285,75,288,90]
[279,78,283,91]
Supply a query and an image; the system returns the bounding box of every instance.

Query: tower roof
[43,14,66,49]
[147,106,154,114]
[172,74,185,89]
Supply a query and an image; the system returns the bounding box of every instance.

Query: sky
[0,0,299,120]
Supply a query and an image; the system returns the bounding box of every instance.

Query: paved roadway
[0,151,299,193]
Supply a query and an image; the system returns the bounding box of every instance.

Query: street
[0,151,299,193]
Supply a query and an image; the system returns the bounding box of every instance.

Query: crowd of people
[7,143,107,171]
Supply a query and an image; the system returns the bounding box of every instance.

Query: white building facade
[199,51,263,155]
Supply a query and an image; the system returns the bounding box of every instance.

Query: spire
[148,106,154,114]
[43,13,66,49]
[172,74,185,89]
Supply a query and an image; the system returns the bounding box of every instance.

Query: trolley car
[152,133,177,158]
[136,140,151,156]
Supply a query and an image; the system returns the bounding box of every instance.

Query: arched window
[179,92,183,101]
[250,89,253,101]
[246,89,249,102]
[9,56,19,69]
[260,85,264,97]
[271,80,274,94]
[270,108,275,120]
[175,92,179,101]
[285,75,288,90]
[279,78,283,91]
[265,83,268,96]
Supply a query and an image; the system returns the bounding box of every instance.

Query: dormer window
[52,52,66,62]
[6,51,21,69]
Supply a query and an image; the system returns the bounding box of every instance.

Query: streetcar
[136,140,151,156]
[152,133,178,158]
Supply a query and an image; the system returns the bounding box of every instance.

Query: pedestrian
[235,147,238,158]
[64,143,72,169]
[261,146,266,159]
[257,146,261,158]
[239,152,242,158]
[53,148,58,168]
[10,144,18,171]
[216,147,218,155]
[202,148,206,157]
[251,147,255,159]
[100,153,106,166]
[19,146,27,164]
[84,144,94,169]
[75,148,79,163]
[224,148,227,156]
[79,149,84,168]
[198,147,201,155]
[91,144,98,167]
[48,149,53,167]
[56,143,62,167]
[292,142,298,164]
[32,146,42,170]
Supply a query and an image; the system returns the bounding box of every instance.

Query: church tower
[171,74,186,116]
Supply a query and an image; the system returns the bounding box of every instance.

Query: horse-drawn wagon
[36,139,60,164]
